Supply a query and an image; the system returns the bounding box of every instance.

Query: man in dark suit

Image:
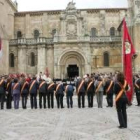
[135,76,140,106]
[104,76,114,107]
[0,76,6,109]
[29,76,38,109]
[39,78,47,109]
[47,81,55,108]
[55,81,64,108]
[65,83,74,108]
[76,77,86,108]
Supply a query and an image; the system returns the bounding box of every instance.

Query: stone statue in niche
[66,1,76,10]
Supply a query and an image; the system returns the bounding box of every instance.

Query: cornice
[6,0,17,12]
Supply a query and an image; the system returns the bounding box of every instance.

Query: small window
[9,53,14,67]
[52,29,56,36]
[31,52,35,66]
[91,28,97,37]
[17,31,22,38]
[110,27,115,36]
[103,52,109,67]
[34,30,39,39]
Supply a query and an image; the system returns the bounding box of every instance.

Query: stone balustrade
[9,36,121,45]
[9,37,53,46]
[90,36,121,42]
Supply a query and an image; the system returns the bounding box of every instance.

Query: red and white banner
[0,36,2,58]
[122,18,136,103]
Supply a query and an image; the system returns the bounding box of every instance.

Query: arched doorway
[58,51,85,79]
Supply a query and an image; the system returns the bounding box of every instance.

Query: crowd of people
[0,72,140,129]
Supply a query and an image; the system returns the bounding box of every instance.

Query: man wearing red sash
[12,78,21,109]
[114,72,129,129]
[29,76,38,109]
[76,77,86,108]
[47,81,55,108]
[39,78,47,109]
[104,76,114,107]
[86,77,95,108]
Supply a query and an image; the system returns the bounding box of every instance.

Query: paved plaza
[0,95,140,140]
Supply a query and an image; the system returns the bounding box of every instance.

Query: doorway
[67,65,79,78]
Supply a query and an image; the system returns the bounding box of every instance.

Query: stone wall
[0,0,17,75]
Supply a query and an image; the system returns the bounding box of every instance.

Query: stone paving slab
[0,96,140,140]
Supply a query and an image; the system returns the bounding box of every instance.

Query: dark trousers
[116,99,127,128]
[39,92,46,109]
[22,94,28,109]
[0,93,5,109]
[6,93,12,109]
[13,94,20,109]
[67,95,73,108]
[56,94,64,108]
[47,92,54,108]
[87,92,94,107]
[106,94,113,107]
[136,92,140,105]
[30,94,37,109]
[78,92,85,108]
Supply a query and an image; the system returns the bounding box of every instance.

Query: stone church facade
[0,0,140,79]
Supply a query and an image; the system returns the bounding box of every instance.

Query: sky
[12,0,128,12]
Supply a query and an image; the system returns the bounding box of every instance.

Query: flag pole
[121,19,124,73]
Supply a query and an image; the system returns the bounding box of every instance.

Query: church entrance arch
[59,51,85,79]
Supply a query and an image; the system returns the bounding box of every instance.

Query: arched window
[52,29,56,36]
[91,28,97,37]
[31,52,35,66]
[9,53,14,67]
[103,52,109,67]
[34,30,39,39]
[17,31,22,38]
[110,27,115,36]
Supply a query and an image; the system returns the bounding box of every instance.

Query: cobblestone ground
[0,95,140,140]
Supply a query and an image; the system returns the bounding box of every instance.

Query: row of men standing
[0,74,117,109]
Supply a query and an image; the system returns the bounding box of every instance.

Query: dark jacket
[135,79,140,93]
[6,81,12,94]
[12,82,21,95]
[76,79,86,93]
[21,82,29,95]
[39,81,47,94]
[86,80,95,94]
[29,80,38,94]
[55,83,64,95]
[0,79,6,94]
[47,83,55,93]
[114,81,129,101]
[65,85,74,96]
[104,80,114,95]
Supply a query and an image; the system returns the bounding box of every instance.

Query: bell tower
[127,0,140,72]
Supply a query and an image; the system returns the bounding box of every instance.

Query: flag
[0,36,2,58]
[122,18,136,103]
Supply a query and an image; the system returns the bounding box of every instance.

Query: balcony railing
[9,37,53,46]
[54,36,121,42]
[90,36,121,42]
[9,36,121,46]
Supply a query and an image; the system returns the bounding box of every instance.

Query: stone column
[37,45,46,74]
[18,46,27,73]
